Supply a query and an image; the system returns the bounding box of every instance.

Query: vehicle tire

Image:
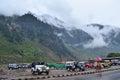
[67,68,70,71]
[32,71,35,75]
[46,71,49,75]
[82,69,85,71]
[38,71,41,75]
[72,68,75,71]
[76,68,79,72]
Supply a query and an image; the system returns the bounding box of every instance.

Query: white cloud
[0,0,120,48]
[0,0,120,27]
[81,25,118,48]
[84,37,108,48]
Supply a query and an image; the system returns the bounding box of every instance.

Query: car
[77,62,85,71]
[31,62,49,75]
[66,61,85,71]
[8,64,18,70]
[110,59,119,65]
[22,63,29,68]
[85,62,94,68]
[100,61,111,68]
[17,64,23,69]
[66,61,76,71]
[110,61,118,66]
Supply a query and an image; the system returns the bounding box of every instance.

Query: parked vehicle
[110,61,118,66]
[77,62,85,71]
[17,64,23,69]
[116,61,120,65]
[100,61,111,68]
[21,63,29,68]
[66,61,76,71]
[85,62,94,68]
[8,64,18,70]
[66,61,85,71]
[31,62,49,75]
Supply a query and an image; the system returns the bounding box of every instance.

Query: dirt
[0,65,31,79]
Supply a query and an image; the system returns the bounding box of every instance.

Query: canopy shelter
[94,57,102,62]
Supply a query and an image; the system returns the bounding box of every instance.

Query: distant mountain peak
[34,14,73,30]
[20,12,37,19]
[37,14,65,28]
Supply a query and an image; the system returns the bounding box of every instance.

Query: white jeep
[31,62,49,75]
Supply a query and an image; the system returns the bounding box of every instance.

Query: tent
[94,57,102,62]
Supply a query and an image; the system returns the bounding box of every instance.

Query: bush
[107,53,120,57]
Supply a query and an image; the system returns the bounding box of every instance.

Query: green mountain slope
[0,13,76,64]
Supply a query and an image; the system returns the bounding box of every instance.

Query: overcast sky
[1,0,120,48]
[0,0,120,27]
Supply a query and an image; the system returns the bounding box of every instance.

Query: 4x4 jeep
[66,61,85,71]
[31,62,49,75]
[66,61,76,71]
[8,64,18,70]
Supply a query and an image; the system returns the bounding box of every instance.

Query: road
[1,66,119,80]
[46,70,120,80]
[9,70,74,79]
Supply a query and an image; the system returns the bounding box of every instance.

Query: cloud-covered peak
[81,24,120,48]
[37,14,65,28]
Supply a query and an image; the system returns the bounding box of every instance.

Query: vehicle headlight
[46,67,49,70]
[38,68,42,71]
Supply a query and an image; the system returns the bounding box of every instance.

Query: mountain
[1,13,120,64]
[67,24,120,58]
[39,14,120,59]
[38,14,65,28]
[84,23,120,48]
[0,13,78,64]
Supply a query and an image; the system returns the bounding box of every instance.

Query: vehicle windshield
[78,63,85,67]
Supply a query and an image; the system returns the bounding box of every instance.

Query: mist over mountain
[0,12,120,63]
[0,13,77,63]
[1,0,120,27]
[36,13,120,57]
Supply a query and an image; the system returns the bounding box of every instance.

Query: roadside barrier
[11,67,120,80]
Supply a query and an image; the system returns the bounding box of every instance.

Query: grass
[0,33,56,64]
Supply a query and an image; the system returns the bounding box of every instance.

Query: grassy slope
[0,32,57,64]
[0,14,75,64]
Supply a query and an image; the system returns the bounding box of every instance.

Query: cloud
[0,0,72,22]
[84,37,108,48]
[0,0,120,26]
[81,25,117,48]
[0,0,120,48]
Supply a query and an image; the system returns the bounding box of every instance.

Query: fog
[0,0,120,48]
[0,0,120,26]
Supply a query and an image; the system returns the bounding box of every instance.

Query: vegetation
[107,53,120,57]
[0,13,76,64]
